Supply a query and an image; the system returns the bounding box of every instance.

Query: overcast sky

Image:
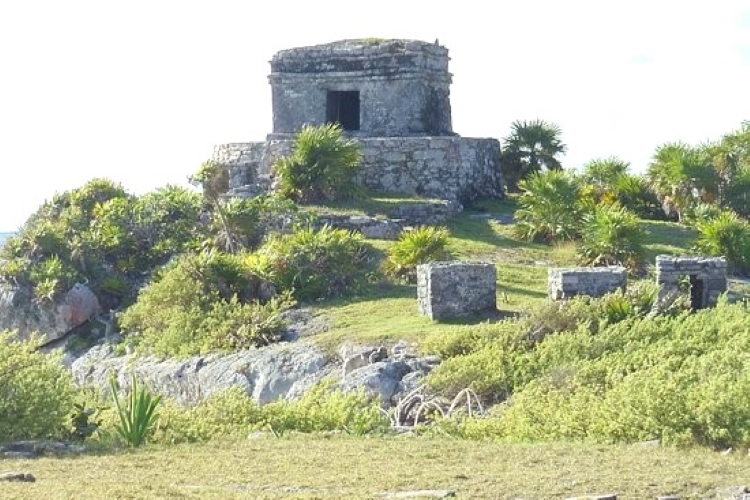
[1,1,749,230]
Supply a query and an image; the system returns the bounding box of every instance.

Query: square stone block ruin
[417,261,496,320]
[655,255,727,309]
[548,266,627,300]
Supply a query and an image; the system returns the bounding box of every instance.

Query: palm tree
[581,157,630,188]
[502,119,567,192]
[647,143,718,222]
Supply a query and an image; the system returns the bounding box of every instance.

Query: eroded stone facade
[269,39,452,137]
[548,267,627,300]
[213,39,504,203]
[417,262,497,320]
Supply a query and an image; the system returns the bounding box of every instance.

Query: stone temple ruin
[214,39,504,203]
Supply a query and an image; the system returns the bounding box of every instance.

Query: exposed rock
[341,344,388,376]
[0,440,86,459]
[72,336,441,409]
[0,283,100,344]
[375,489,456,498]
[565,495,617,500]
[0,472,36,483]
[72,340,335,407]
[340,360,412,405]
[713,486,749,499]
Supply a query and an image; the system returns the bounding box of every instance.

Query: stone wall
[269,39,452,137]
[217,136,504,203]
[417,262,496,320]
[655,255,727,309]
[548,267,627,300]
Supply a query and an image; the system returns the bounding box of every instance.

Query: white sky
[1,1,749,230]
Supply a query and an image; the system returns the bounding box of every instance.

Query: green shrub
[0,332,76,441]
[513,170,581,243]
[261,382,388,435]
[151,387,264,444]
[275,123,363,203]
[426,301,750,448]
[120,251,293,356]
[256,226,370,301]
[694,210,750,274]
[577,203,646,273]
[612,174,666,220]
[384,226,450,282]
[683,202,723,226]
[207,195,297,253]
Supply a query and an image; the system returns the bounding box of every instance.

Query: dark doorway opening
[326,91,360,131]
[689,275,705,310]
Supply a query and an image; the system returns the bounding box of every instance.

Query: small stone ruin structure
[548,266,627,300]
[417,261,496,320]
[655,255,727,309]
[214,39,504,203]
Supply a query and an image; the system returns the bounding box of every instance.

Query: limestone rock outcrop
[0,283,100,344]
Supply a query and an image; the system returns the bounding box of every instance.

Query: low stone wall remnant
[548,267,627,300]
[417,261,496,320]
[655,255,727,309]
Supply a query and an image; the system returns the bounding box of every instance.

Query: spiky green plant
[109,374,162,447]
[577,203,646,273]
[275,123,362,203]
[384,226,450,282]
[513,170,581,243]
[694,211,750,275]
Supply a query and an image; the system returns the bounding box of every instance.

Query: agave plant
[109,374,163,447]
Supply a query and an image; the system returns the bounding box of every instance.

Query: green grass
[299,193,445,219]
[304,197,707,348]
[3,436,750,499]
[640,219,698,261]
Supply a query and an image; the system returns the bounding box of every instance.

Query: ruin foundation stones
[548,267,628,300]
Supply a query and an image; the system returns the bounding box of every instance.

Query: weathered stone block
[417,261,496,320]
[549,267,627,300]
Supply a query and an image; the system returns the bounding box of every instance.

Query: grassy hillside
[306,196,711,348]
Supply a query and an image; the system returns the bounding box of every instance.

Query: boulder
[72,340,334,407]
[0,283,100,344]
[72,337,442,409]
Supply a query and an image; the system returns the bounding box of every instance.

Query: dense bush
[0,332,76,441]
[129,384,387,445]
[426,298,750,449]
[207,195,297,253]
[0,180,205,309]
[275,123,363,203]
[254,226,370,301]
[425,283,661,401]
[120,251,293,356]
[384,226,450,282]
[578,203,646,273]
[513,170,581,243]
[694,211,750,275]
